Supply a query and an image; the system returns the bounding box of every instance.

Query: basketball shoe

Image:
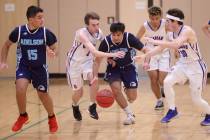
[161,107,178,123]
[48,115,58,133]
[72,105,82,121]
[200,114,210,126]
[12,114,29,132]
[123,114,135,125]
[88,103,99,120]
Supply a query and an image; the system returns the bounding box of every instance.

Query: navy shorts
[16,64,49,93]
[104,64,138,88]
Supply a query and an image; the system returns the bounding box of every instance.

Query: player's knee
[163,76,174,88]
[16,86,27,94]
[150,78,158,85]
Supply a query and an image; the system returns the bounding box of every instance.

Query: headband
[166,14,184,22]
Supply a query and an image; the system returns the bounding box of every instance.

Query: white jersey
[67,27,103,63]
[144,19,170,58]
[174,25,202,63]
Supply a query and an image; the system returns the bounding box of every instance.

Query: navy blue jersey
[99,32,144,66]
[9,24,57,67]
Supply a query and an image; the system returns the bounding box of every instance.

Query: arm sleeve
[128,33,144,50]
[9,27,19,43]
[45,29,57,46]
[98,39,109,52]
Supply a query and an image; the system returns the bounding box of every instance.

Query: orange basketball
[96,89,114,108]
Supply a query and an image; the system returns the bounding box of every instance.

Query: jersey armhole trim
[17,26,21,43]
[126,32,131,48]
[104,37,110,52]
[44,27,47,46]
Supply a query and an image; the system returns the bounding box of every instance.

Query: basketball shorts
[104,64,138,89]
[167,60,207,90]
[147,55,170,72]
[16,64,49,93]
[66,59,93,91]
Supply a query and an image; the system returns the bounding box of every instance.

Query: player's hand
[133,54,146,62]
[143,37,156,45]
[90,76,98,86]
[107,58,116,67]
[0,63,8,70]
[113,51,125,58]
[47,48,56,58]
[143,62,150,70]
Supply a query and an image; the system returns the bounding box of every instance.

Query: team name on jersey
[179,45,188,49]
[152,36,164,40]
[20,39,44,46]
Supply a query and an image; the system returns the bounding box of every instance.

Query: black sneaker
[161,88,165,98]
[88,103,99,120]
[155,100,164,110]
[72,105,82,121]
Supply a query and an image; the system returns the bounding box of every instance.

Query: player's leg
[158,56,171,98]
[83,60,99,120]
[110,81,135,125]
[148,70,163,109]
[32,66,58,133]
[12,66,30,132]
[67,61,83,121]
[161,65,187,123]
[147,57,163,109]
[188,61,210,125]
[122,65,138,103]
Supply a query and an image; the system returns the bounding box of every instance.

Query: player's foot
[12,114,29,132]
[48,115,58,133]
[161,88,165,98]
[123,114,135,125]
[155,100,164,110]
[88,103,99,120]
[72,105,82,121]
[200,114,210,126]
[161,108,178,123]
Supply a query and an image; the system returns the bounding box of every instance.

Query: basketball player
[93,22,148,125]
[137,6,170,110]
[136,8,210,125]
[202,20,210,38]
[0,6,58,132]
[66,12,124,121]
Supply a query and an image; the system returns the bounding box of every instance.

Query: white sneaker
[123,114,135,125]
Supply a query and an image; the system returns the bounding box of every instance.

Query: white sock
[158,98,163,102]
[123,106,133,116]
[72,103,78,106]
[90,102,95,106]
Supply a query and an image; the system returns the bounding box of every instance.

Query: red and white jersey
[67,27,103,63]
[144,19,170,57]
[174,25,202,63]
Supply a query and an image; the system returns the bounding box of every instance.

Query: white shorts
[147,55,170,72]
[167,60,207,90]
[66,59,93,91]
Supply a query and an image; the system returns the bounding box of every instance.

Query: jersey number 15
[27,49,38,60]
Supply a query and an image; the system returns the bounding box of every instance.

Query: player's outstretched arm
[0,40,13,70]
[79,31,125,58]
[144,29,190,50]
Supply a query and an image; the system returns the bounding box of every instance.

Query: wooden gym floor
[0,77,210,140]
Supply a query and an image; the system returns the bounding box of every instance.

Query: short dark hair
[167,8,184,25]
[148,6,162,16]
[26,5,43,20]
[84,12,100,25]
[110,22,125,33]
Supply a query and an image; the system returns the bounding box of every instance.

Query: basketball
[96,89,114,108]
